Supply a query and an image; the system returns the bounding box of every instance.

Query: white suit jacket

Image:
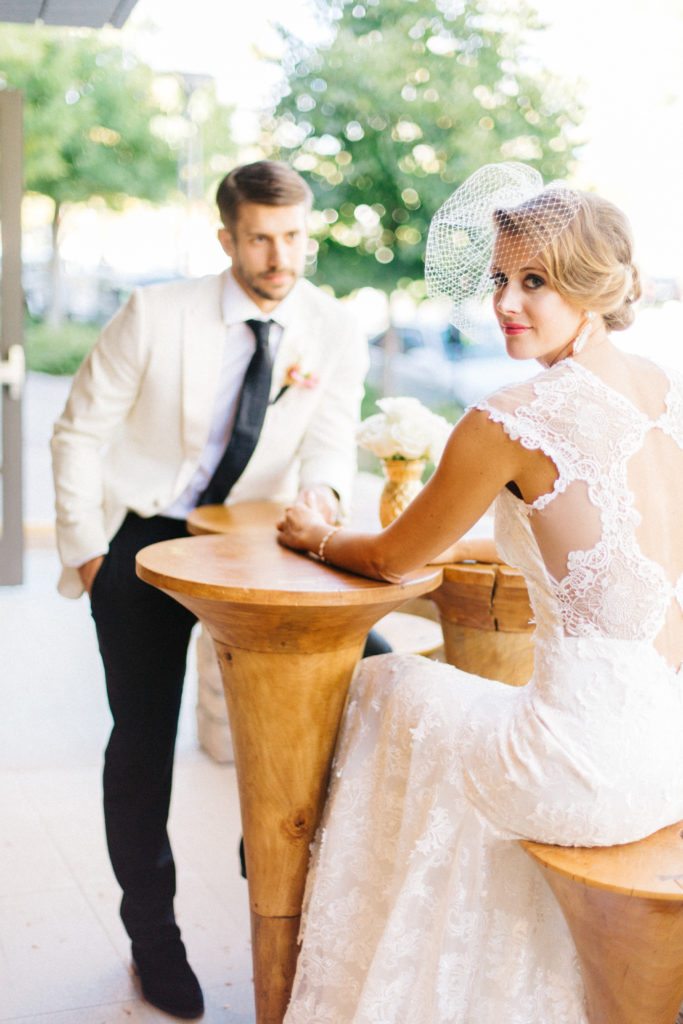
[51,271,369,597]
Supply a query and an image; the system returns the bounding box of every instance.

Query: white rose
[356,414,398,457]
[357,397,452,461]
[387,418,434,459]
[377,396,425,421]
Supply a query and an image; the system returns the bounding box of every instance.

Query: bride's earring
[572,312,595,356]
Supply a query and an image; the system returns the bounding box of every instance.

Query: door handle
[0,344,25,400]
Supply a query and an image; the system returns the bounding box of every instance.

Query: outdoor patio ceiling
[0,0,139,28]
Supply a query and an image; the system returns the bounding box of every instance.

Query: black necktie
[196,319,274,506]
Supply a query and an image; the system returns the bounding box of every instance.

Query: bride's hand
[277,503,327,552]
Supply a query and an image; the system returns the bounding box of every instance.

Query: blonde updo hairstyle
[494,191,641,331]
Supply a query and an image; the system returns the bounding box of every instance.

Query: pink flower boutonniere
[284,364,319,389]
[271,363,319,405]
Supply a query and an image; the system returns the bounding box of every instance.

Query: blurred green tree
[267,0,584,295]
[0,27,233,324]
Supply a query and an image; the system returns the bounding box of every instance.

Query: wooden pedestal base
[213,640,363,919]
[250,912,302,1024]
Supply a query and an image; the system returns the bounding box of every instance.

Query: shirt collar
[221,270,302,330]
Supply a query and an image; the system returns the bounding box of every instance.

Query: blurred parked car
[447,320,536,406]
[23,262,183,324]
[642,276,681,305]
[367,319,534,409]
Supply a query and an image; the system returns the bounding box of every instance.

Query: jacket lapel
[269,311,321,404]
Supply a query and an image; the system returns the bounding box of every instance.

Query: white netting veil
[425,162,581,336]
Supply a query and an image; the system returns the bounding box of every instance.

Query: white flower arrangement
[357,397,452,463]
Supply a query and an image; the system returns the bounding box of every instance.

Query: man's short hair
[216,160,313,228]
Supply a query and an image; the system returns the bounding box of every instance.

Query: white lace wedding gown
[284,356,683,1024]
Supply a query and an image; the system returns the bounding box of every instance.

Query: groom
[51,160,379,1019]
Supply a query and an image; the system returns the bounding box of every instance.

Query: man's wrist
[297,484,341,523]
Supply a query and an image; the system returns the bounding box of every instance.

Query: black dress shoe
[132,936,204,1019]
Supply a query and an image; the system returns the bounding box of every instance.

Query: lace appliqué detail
[476,360,683,647]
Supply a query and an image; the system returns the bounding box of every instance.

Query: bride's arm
[429,534,499,564]
[277,409,523,582]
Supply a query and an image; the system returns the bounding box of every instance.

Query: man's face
[218,202,309,311]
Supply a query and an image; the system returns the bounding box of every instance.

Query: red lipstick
[501,323,530,336]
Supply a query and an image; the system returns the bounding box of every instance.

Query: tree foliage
[268,0,584,294]
[0,26,180,208]
[0,25,234,323]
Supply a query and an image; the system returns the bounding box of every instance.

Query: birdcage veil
[425,162,581,337]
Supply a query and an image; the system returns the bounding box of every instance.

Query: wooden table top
[186,487,383,538]
[186,502,530,621]
[137,531,442,607]
[187,501,286,537]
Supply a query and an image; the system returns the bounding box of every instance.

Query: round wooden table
[136,524,441,1024]
[189,504,536,687]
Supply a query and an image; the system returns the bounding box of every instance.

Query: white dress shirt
[163,271,301,519]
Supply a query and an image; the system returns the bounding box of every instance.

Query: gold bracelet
[317,525,341,563]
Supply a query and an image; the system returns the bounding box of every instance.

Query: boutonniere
[271,363,320,405]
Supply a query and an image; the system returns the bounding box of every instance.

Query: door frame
[0,88,24,585]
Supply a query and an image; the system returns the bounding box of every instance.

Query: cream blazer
[51,272,369,597]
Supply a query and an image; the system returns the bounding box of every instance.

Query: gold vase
[379,458,426,527]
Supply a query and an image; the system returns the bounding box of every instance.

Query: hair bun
[604,263,640,331]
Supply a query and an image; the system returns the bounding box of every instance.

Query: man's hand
[78,555,105,596]
[277,503,328,553]
[296,484,339,525]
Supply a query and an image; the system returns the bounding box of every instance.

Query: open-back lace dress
[284,355,683,1024]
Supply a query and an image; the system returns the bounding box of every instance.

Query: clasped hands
[277,483,338,553]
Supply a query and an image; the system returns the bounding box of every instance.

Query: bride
[276,164,683,1023]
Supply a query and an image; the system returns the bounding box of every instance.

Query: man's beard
[235,259,298,301]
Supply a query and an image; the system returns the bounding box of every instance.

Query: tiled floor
[0,546,255,1023]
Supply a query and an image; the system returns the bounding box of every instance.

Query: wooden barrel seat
[430,562,535,685]
[521,820,683,1024]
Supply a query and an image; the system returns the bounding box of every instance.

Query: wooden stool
[431,562,534,685]
[195,625,235,763]
[521,820,683,1024]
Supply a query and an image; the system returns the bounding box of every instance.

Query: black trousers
[90,512,390,945]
